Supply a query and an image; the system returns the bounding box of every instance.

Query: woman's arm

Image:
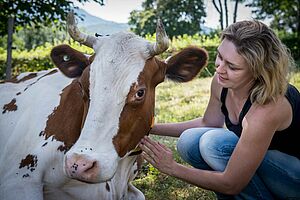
[151,74,225,137]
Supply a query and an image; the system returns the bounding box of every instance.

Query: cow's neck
[43,79,88,153]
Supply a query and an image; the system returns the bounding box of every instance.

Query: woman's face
[215,38,254,90]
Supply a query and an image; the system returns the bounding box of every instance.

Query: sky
[74,0,257,29]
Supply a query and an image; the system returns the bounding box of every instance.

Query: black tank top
[221,84,300,159]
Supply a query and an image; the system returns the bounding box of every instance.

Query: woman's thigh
[258,150,300,199]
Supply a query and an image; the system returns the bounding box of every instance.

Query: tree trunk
[297,0,300,38]
[6,16,14,80]
[233,0,239,23]
[212,0,224,30]
[224,0,228,27]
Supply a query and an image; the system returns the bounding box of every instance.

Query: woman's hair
[221,20,295,105]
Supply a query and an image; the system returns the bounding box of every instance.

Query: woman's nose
[215,61,225,73]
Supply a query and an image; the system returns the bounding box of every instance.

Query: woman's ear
[165,46,208,82]
[50,44,91,78]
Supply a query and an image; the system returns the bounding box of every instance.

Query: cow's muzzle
[64,153,100,183]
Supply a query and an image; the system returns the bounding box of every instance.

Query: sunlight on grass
[155,77,211,123]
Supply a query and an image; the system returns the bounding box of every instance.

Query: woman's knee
[177,128,201,161]
[177,128,215,165]
[199,129,238,171]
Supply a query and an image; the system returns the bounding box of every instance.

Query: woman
[139,20,300,199]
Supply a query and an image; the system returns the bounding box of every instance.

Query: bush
[280,33,300,69]
[146,33,219,77]
[1,31,299,80]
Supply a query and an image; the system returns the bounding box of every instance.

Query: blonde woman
[140,20,300,199]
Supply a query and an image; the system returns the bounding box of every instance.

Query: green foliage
[146,33,220,77]
[1,31,299,80]
[0,0,104,36]
[128,0,206,38]
[279,32,300,66]
[290,71,300,89]
[247,0,299,35]
[0,33,220,80]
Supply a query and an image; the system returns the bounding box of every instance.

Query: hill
[75,9,130,35]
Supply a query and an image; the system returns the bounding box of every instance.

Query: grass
[133,72,300,200]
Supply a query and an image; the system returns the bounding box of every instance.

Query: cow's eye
[63,55,70,62]
[135,88,145,100]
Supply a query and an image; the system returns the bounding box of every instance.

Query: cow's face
[50,13,207,183]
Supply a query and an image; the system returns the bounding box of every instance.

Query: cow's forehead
[90,32,151,95]
[94,32,150,61]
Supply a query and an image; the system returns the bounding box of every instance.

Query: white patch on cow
[0,70,72,186]
[65,32,151,181]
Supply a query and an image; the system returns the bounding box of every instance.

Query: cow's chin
[71,174,113,184]
[64,167,116,183]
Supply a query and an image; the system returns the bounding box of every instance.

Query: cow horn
[149,19,169,56]
[67,12,97,48]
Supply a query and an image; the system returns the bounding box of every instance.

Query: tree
[128,0,206,38]
[247,0,300,36]
[0,0,104,80]
[212,0,224,29]
[212,0,245,30]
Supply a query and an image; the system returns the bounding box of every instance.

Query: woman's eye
[135,89,145,100]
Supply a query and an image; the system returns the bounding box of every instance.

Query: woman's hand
[139,136,177,175]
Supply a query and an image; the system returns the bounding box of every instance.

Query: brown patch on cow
[19,154,38,172]
[2,98,17,114]
[43,67,90,153]
[113,58,166,157]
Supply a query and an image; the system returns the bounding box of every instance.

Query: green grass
[133,72,300,200]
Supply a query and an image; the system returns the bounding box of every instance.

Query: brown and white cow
[0,13,208,200]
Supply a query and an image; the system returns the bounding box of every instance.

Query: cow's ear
[165,46,208,82]
[50,44,90,78]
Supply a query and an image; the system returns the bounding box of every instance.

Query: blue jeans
[176,127,300,200]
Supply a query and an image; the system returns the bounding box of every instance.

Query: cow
[0,12,208,200]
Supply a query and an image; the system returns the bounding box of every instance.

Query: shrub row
[1,33,298,80]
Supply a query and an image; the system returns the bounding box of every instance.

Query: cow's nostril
[84,161,97,172]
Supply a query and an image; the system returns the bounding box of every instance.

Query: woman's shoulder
[247,95,293,131]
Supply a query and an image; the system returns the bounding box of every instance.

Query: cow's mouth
[63,154,103,183]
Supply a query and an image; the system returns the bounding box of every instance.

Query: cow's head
[50,12,208,183]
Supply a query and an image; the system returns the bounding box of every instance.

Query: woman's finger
[142,152,157,165]
[142,136,162,155]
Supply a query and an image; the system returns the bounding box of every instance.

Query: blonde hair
[221,20,295,105]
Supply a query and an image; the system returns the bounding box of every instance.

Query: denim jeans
[176,127,300,200]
